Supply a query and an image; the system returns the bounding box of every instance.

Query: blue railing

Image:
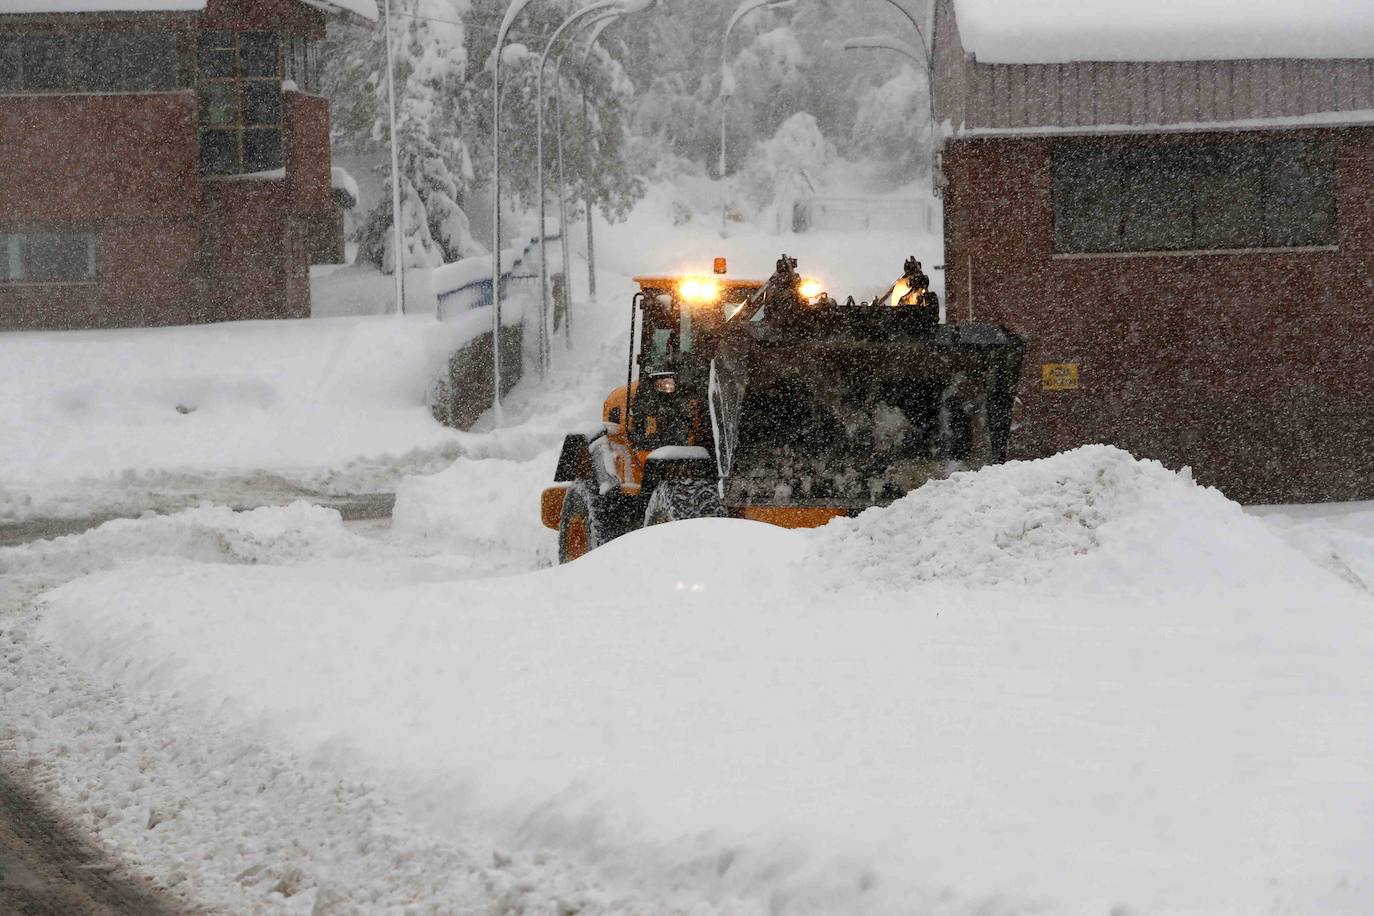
[434,231,560,320]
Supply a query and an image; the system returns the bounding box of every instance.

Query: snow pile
[33,491,1374,914]
[0,502,363,578]
[0,610,617,916]
[391,450,560,567]
[953,0,1374,63]
[0,316,478,522]
[1257,503,1374,595]
[814,444,1276,590]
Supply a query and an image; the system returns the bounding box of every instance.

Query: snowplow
[541,255,1025,562]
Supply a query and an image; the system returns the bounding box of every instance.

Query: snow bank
[0,316,478,522]
[953,0,1374,63]
[0,502,363,579]
[391,449,560,567]
[35,449,1374,914]
[1256,502,1374,596]
[814,445,1282,591]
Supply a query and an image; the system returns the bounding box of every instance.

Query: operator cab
[632,273,761,382]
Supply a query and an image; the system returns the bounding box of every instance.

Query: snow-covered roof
[2,0,378,21]
[953,0,1374,64]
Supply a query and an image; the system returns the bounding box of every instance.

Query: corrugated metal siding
[933,0,1374,133]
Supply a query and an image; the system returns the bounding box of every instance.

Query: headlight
[890,278,911,308]
[678,278,721,304]
[653,374,678,394]
[798,279,823,303]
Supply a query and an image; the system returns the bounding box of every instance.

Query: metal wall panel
[932,0,1374,134]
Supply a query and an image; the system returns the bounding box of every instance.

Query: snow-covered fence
[432,231,560,320]
[428,231,562,430]
[791,195,937,235]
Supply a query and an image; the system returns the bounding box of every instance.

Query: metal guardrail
[434,231,560,320]
[794,195,936,234]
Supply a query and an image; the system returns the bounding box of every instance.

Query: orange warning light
[712,257,727,275]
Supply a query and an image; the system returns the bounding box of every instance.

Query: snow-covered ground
[5,445,1373,915]
[8,181,1371,914]
[0,173,936,526]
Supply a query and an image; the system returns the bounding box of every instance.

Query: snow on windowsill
[0,89,193,98]
[1052,245,1340,261]
[0,280,98,287]
[205,168,287,181]
[956,109,1374,138]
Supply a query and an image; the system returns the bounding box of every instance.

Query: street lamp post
[536,1,623,378]
[549,9,621,350]
[489,0,546,420]
[382,0,405,315]
[842,35,941,323]
[719,0,792,236]
[579,15,620,305]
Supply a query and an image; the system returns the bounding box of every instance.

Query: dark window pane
[1121,147,1194,250]
[239,31,278,77]
[241,79,280,125]
[199,129,240,174]
[285,37,311,90]
[1265,141,1336,247]
[1194,144,1264,249]
[22,36,66,90]
[198,30,233,51]
[0,235,12,282]
[199,82,237,125]
[1052,147,1121,253]
[199,48,236,78]
[243,128,282,172]
[23,234,93,282]
[74,31,176,91]
[0,38,19,91]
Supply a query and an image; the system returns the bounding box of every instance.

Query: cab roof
[633,275,763,291]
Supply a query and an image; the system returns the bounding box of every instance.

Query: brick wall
[942,127,1374,503]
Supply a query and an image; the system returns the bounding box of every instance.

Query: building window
[0,35,67,91]
[73,31,176,91]
[196,30,283,176]
[284,36,318,92]
[1,31,180,93]
[1052,140,1337,254]
[1,232,97,284]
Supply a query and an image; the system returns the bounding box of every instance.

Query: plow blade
[709,309,1025,511]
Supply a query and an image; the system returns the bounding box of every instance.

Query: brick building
[932,0,1374,502]
[0,0,375,331]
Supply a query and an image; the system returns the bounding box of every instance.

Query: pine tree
[323,0,482,272]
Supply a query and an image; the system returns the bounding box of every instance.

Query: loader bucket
[709,307,1025,511]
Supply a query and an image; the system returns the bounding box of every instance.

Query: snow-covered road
[5,209,1374,914]
[5,445,1374,915]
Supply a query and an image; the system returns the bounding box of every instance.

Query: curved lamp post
[535,1,626,377]
[488,0,545,419]
[719,0,793,236]
[382,0,405,314]
[864,0,931,67]
[578,14,620,306]
[841,36,941,323]
[549,8,623,352]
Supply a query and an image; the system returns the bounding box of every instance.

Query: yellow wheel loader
[541,255,1025,563]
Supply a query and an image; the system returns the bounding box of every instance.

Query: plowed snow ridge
[813,444,1269,589]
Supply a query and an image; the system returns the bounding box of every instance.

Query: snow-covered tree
[738,111,832,209]
[850,65,932,179]
[459,3,645,224]
[323,0,483,272]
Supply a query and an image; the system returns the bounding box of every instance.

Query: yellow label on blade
[1042,363,1079,391]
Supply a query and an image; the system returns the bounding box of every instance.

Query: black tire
[558,481,626,563]
[643,479,727,526]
